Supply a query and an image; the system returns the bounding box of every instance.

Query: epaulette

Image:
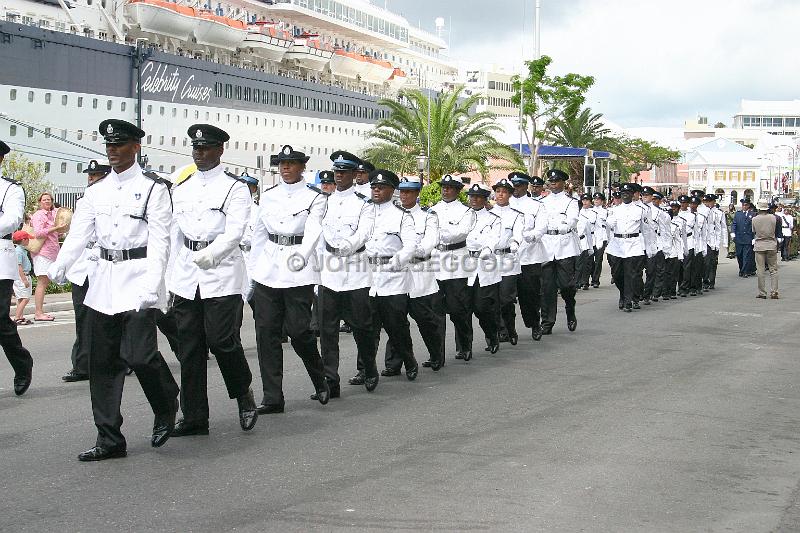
[174,172,194,187]
[421,206,430,212]
[87,175,107,187]
[509,207,524,216]
[1,176,20,186]
[393,201,410,213]
[487,210,501,218]
[307,183,330,196]
[225,171,249,186]
[354,191,367,201]
[143,170,169,186]
[262,183,279,194]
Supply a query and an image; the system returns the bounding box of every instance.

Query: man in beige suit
[752,200,780,299]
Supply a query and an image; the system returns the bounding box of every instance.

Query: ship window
[8,125,16,136]
[295,98,301,110]
[254,90,259,104]
[159,136,164,145]
[9,89,16,101]
[289,95,294,108]
[44,162,50,173]
[226,114,230,123]
[91,131,97,141]
[280,94,286,107]
[77,130,83,140]
[146,135,151,144]
[183,109,187,118]
[272,120,275,127]
[324,126,328,133]
[121,102,126,112]
[204,112,208,120]
[61,162,66,173]
[171,137,176,146]
[216,113,220,121]
[244,87,251,101]
[270,92,277,104]
[27,127,33,138]
[215,83,222,97]
[303,97,309,110]
[60,129,66,138]
[171,108,176,117]
[235,142,239,149]
[262,90,268,103]
[304,123,307,131]
[225,84,232,98]
[45,93,51,104]
[244,142,249,150]
[235,86,242,100]
[171,165,175,172]
[159,107,164,116]
[27,91,34,102]
[183,139,187,147]
[147,105,152,115]
[77,163,82,172]
[236,115,240,124]
[92,98,98,109]
[107,100,112,111]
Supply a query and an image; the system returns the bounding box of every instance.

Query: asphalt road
[2,258,800,532]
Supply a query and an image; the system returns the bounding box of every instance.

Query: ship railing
[54,185,86,211]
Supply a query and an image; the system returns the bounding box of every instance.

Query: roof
[736,99,800,116]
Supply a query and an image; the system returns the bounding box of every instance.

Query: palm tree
[545,106,617,186]
[362,87,523,182]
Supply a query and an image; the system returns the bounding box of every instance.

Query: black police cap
[620,183,636,193]
[275,144,310,163]
[188,124,230,146]
[703,193,717,201]
[369,169,400,188]
[529,175,545,186]
[99,119,145,144]
[641,186,656,195]
[0,140,9,156]
[355,159,375,173]
[545,168,569,182]
[580,193,591,201]
[83,159,111,175]
[612,191,621,199]
[439,174,465,189]
[493,178,515,191]
[508,171,531,185]
[318,170,335,184]
[330,150,361,170]
[593,192,606,200]
[466,183,491,197]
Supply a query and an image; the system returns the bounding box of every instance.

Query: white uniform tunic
[606,202,646,258]
[512,195,549,266]
[576,212,594,252]
[430,199,476,281]
[678,210,698,252]
[592,205,609,245]
[168,165,250,300]
[540,191,580,261]
[319,187,372,291]
[492,204,525,276]
[694,204,711,254]
[66,197,99,286]
[55,163,171,314]
[465,207,502,287]
[0,177,26,281]
[406,205,440,299]
[712,207,729,251]
[667,216,686,260]
[634,201,657,258]
[354,182,371,197]
[249,180,326,288]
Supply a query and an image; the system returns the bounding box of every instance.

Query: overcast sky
[393,0,800,128]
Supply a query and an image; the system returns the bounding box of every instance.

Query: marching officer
[318,170,336,194]
[689,195,707,295]
[465,183,502,354]
[529,175,545,199]
[510,172,548,341]
[63,160,110,383]
[607,183,648,312]
[576,194,595,290]
[48,119,180,460]
[662,200,686,300]
[168,124,258,437]
[317,151,377,395]
[353,159,375,197]
[590,192,608,287]
[431,175,476,361]
[539,169,579,334]
[341,169,419,381]
[248,145,330,414]
[641,187,666,304]
[677,195,698,296]
[703,193,726,289]
[491,178,525,345]
[0,140,34,397]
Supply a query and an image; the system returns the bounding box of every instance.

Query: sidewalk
[13,291,74,320]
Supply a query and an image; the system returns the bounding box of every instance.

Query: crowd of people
[0,118,791,462]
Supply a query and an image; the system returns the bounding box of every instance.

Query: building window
[147,105,152,115]
[159,136,164,145]
[121,102,126,112]
[45,92,51,104]
[159,106,165,116]
[9,89,16,101]
[92,98,98,109]
[77,129,83,140]
[106,100,112,110]
[714,170,725,181]
[27,91,34,102]
[77,163,83,172]
[44,127,51,138]
[729,171,741,181]
[61,162,67,173]
[44,162,50,173]
[8,125,16,136]
[27,127,33,138]
[172,108,176,117]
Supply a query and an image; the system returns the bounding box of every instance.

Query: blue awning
[508,144,614,159]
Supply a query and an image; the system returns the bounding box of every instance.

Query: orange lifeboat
[126,0,196,41]
[329,49,369,79]
[285,32,332,71]
[361,54,393,84]
[388,67,407,90]
[243,21,292,61]
[194,10,248,50]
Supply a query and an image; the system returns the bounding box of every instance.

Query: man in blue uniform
[732,198,756,277]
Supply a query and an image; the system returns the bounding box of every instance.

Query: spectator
[775,204,793,261]
[29,192,67,321]
[752,199,780,299]
[11,231,33,325]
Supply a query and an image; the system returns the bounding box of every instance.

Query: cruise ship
[0,0,458,187]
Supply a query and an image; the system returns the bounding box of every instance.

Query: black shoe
[406,365,419,381]
[689,291,697,296]
[486,337,499,354]
[662,296,670,301]
[364,375,379,392]
[567,319,577,332]
[315,382,330,405]
[421,360,432,368]
[455,352,465,360]
[339,322,352,333]
[78,445,127,462]
[498,331,510,343]
[62,370,89,382]
[708,285,715,290]
[624,305,632,313]
[256,403,284,414]
[508,331,518,345]
[430,359,443,371]
[170,419,210,437]
[670,295,677,300]
[532,327,543,341]
[462,350,473,362]
[151,398,178,448]
[632,302,641,310]
[651,297,659,303]
[643,299,651,305]
[680,292,687,297]
[618,301,624,310]
[541,327,553,336]
[237,388,258,431]
[582,284,590,290]
[380,368,401,377]
[348,372,365,385]
[13,373,32,396]
[592,282,600,288]
[125,367,134,376]
[310,384,340,400]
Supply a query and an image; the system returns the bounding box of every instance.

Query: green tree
[1,152,53,214]
[611,136,681,181]
[546,106,615,186]
[511,55,595,174]
[362,87,523,182]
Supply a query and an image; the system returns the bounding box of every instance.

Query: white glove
[337,241,354,256]
[558,223,570,235]
[192,247,215,270]
[751,239,755,246]
[479,247,492,260]
[243,280,255,303]
[136,291,159,312]
[523,231,537,244]
[287,252,307,272]
[778,238,784,244]
[47,263,67,285]
[509,241,519,254]
[730,232,735,239]
[387,256,403,272]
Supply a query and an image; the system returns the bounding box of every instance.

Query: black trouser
[517,263,542,329]
[691,251,704,291]
[662,257,680,297]
[735,243,755,275]
[781,236,791,260]
[172,290,252,423]
[70,279,90,375]
[385,292,445,371]
[155,306,181,357]
[253,283,326,407]
[87,307,179,449]
[644,251,665,299]
[372,294,417,372]
[495,274,519,337]
[609,254,643,306]
[591,243,606,285]
[540,258,577,330]
[703,246,719,287]
[576,249,593,288]
[469,278,500,345]
[319,286,377,384]
[632,254,646,303]
[0,279,33,379]
[679,249,695,294]
[437,277,472,355]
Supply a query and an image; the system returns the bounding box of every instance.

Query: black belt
[184,237,214,251]
[409,255,430,264]
[99,246,147,262]
[579,235,586,240]
[268,232,303,246]
[468,250,482,258]
[367,256,392,265]
[239,244,251,252]
[325,243,365,255]
[614,233,640,238]
[686,232,693,236]
[494,247,512,254]
[86,241,96,249]
[436,241,466,251]
[1,233,11,240]
[545,230,561,235]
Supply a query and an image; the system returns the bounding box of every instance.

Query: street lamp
[416,151,429,184]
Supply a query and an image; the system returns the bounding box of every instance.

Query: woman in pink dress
[30,192,67,321]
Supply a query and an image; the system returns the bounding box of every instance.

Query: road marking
[713,311,763,318]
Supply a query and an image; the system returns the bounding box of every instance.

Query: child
[12,230,34,325]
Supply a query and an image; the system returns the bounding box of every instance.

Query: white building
[685,138,761,205]
[732,99,800,137]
